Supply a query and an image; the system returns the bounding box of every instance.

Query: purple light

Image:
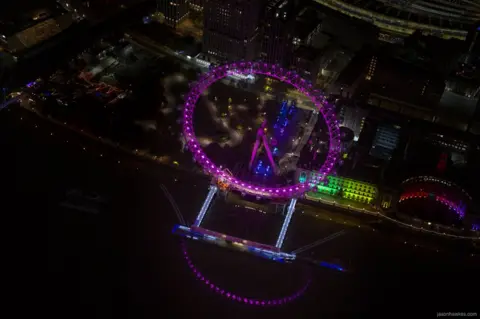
[182,62,340,199]
[182,243,310,307]
[400,192,466,219]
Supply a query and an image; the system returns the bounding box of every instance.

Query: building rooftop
[335,52,369,87]
[0,5,74,54]
[367,54,446,108]
[0,4,69,38]
[294,7,322,40]
[293,45,321,61]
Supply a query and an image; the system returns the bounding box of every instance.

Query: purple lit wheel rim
[182,242,311,306]
[183,62,341,198]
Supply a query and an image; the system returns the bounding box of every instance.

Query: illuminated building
[333,53,367,98]
[364,55,445,121]
[337,104,367,142]
[439,77,479,129]
[312,0,479,40]
[370,124,401,161]
[189,0,204,11]
[364,55,376,81]
[339,126,354,154]
[157,0,190,28]
[297,169,378,204]
[428,130,472,167]
[202,0,263,61]
[436,21,480,130]
[0,9,75,55]
[287,7,331,84]
[398,176,472,227]
[424,132,470,154]
[292,6,322,49]
[291,46,322,83]
[260,0,296,66]
[335,50,446,121]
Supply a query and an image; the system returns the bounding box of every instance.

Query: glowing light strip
[193,186,218,227]
[399,192,465,219]
[313,0,467,40]
[402,176,472,201]
[275,198,297,249]
[319,261,345,272]
[182,62,340,199]
[181,241,311,306]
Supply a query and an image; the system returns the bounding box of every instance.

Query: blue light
[280,101,288,116]
[171,224,180,234]
[288,106,296,116]
[319,261,345,272]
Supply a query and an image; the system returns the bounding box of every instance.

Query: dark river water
[2,108,478,318]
